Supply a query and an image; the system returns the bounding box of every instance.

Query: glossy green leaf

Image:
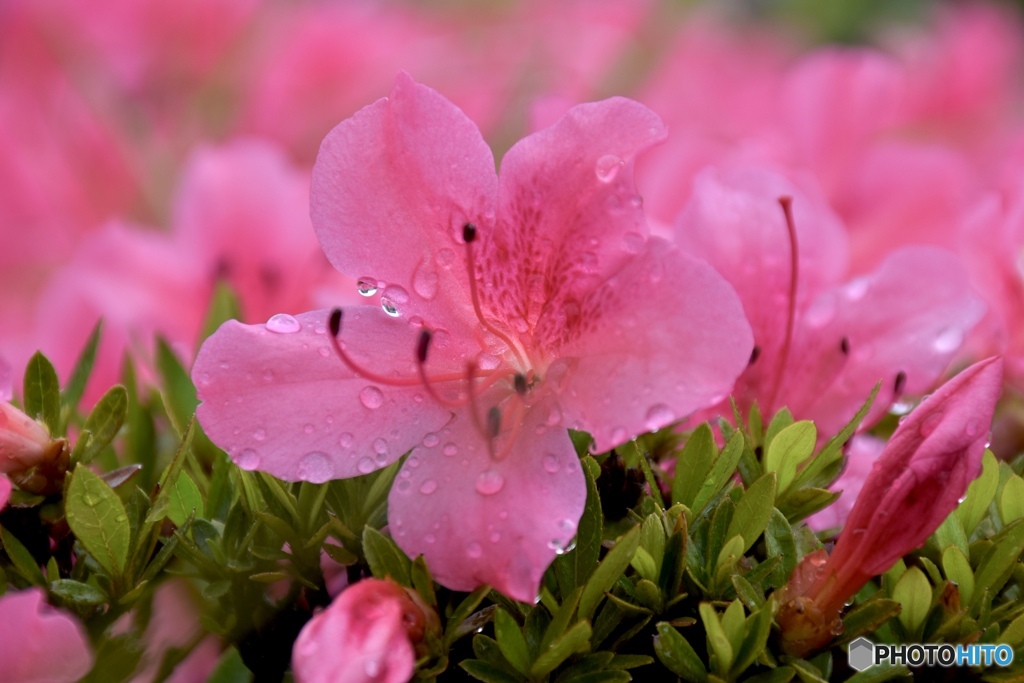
[765,421,815,493]
[530,621,592,677]
[556,456,602,595]
[362,526,411,587]
[691,432,744,514]
[579,525,640,621]
[673,424,716,508]
[653,622,706,682]
[61,320,103,414]
[726,472,777,554]
[167,471,205,528]
[23,351,60,433]
[77,385,128,464]
[892,566,931,635]
[494,609,530,676]
[999,475,1024,523]
[65,465,131,577]
[50,579,108,607]
[941,546,974,605]
[958,449,998,537]
[700,602,734,675]
[0,525,46,585]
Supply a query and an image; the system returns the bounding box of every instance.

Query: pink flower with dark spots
[777,357,1003,656]
[292,578,429,683]
[0,588,95,682]
[193,74,752,600]
[675,165,985,438]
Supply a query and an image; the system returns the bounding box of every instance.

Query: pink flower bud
[0,588,95,682]
[292,578,430,683]
[778,356,1003,655]
[0,401,52,474]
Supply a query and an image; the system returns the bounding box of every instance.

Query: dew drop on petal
[443,443,458,457]
[381,298,400,317]
[317,346,330,357]
[424,533,435,544]
[489,531,501,543]
[477,353,501,370]
[422,432,440,448]
[365,659,381,678]
[543,453,560,473]
[359,386,385,409]
[236,449,261,471]
[297,451,334,484]
[933,327,964,353]
[419,479,438,495]
[475,469,505,495]
[356,278,378,296]
[466,542,483,558]
[253,429,266,441]
[412,259,440,300]
[303,423,314,434]
[965,420,980,437]
[357,457,376,474]
[372,438,389,455]
[804,294,836,328]
[845,276,869,301]
[266,313,301,334]
[595,154,623,183]
[645,403,675,431]
[498,509,509,520]
[396,479,411,493]
[339,432,354,448]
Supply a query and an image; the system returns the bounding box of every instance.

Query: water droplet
[933,327,963,353]
[645,403,675,431]
[419,479,438,495]
[317,346,330,357]
[356,278,378,296]
[475,469,505,495]
[804,294,836,328]
[407,455,421,468]
[623,232,645,253]
[199,372,210,386]
[435,248,456,269]
[920,411,943,437]
[499,509,509,520]
[339,432,354,448]
[359,386,385,409]
[443,443,458,456]
[303,423,314,434]
[381,298,400,317]
[466,542,483,558]
[422,432,440,448]
[489,531,501,543]
[396,479,411,492]
[266,313,300,334]
[297,451,334,484]
[262,369,274,382]
[372,438,389,455]
[424,533,435,544]
[965,420,980,437]
[253,428,266,441]
[365,659,381,678]
[477,353,501,370]
[237,449,260,470]
[543,453,561,473]
[412,259,440,300]
[845,277,869,301]
[595,154,623,183]
[357,457,376,474]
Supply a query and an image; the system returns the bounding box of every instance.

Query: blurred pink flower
[778,357,1002,656]
[0,588,95,682]
[292,578,425,683]
[192,74,751,600]
[130,581,220,683]
[805,435,884,531]
[676,165,985,436]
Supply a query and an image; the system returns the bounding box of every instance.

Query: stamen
[463,361,496,459]
[327,309,421,387]
[749,345,761,366]
[461,222,528,366]
[767,196,799,413]
[514,373,528,396]
[894,371,907,396]
[840,337,850,355]
[417,328,431,363]
[486,407,502,438]
[415,329,466,409]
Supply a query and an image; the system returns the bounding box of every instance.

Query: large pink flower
[193,74,752,601]
[0,588,95,682]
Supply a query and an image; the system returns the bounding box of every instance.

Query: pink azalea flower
[193,74,752,601]
[0,588,95,682]
[130,581,221,683]
[675,165,985,437]
[293,578,427,683]
[777,357,1003,656]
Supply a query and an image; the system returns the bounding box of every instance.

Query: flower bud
[778,357,1003,656]
[0,401,67,495]
[292,578,436,683]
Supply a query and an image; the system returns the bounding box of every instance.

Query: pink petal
[310,72,496,333]
[0,588,94,682]
[805,435,885,531]
[783,246,985,435]
[193,308,457,482]
[388,401,586,602]
[553,237,753,452]
[0,474,10,510]
[292,579,416,683]
[0,356,11,401]
[479,97,667,332]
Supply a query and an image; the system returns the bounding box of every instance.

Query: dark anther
[417,329,432,363]
[514,373,527,396]
[462,223,477,243]
[894,370,907,395]
[749,345,761,365]
[840,336,850,355]
[329,308,343,336]
[486,406,502,438]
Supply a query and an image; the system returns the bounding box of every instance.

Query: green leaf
[445,585,492,647]
[65,466,131,577]
[206,647,254,683]
[531,621,592,677]
[941,546,974,605]
[999,475,1024,523]
[556,456,602,595]
[198,281,242,348]
[494,609,531,676]
[362,527,411,586]
[49,579,108,607]
[0,525,46,585]
[765,509,797,587]
[726,472,777,554]
[700,602,734,675]
[765,421,816,494]
[23,351,60,433]
[461,660,526,683]
[653,622,706,682]
[673,424,716,508]
[167,471,205,527]
[61,320,103,414]
[77,385,128,464]
[777,487,841,523]
[732,603,774,678]
[970,519,1024,615]
[838,597,901,644]
[155,338,199,438]
[892,566,931,635]
[930,510,969,559]
[999,611,1024,647]
[794,383,879,491]
[579,525,641,621]
[959,449,999,537]
[692,432,745,514]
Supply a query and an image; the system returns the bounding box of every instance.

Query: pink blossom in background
[675,165,985,437]
[192,74,752,601]
[292,578,424,683]
[0,588,95,682]
[778,357,1002,655]
[805,435,885,531]
[130,581,221,683]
